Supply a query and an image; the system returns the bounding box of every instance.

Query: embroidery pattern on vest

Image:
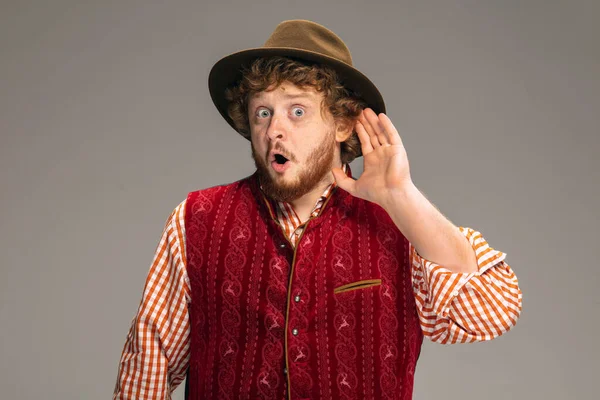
[332,224,359,398]
[358,199,376,399]
[315,212,333,399]
[217,193,251,398]
[237,207,268,399]
[374,206,401,398]
[187,191,213,398]
[205,186,237,398]
[257,249,288,398]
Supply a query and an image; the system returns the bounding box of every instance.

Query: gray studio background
[1,1,598,399]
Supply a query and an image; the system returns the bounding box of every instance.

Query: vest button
[294,295,301,302]
[292,328,299,336]
[279,243,286,249]
[283,367,287,375]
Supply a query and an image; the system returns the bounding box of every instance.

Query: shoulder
[184,174,256,216]
[189,175,253,197]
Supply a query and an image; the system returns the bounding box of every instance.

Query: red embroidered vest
[184,173,423,400]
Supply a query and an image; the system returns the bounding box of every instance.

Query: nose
[265,114,286,142]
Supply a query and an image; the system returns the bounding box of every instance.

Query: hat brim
[208,47,386,157]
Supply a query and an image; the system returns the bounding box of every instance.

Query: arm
[334,108,478,274]
[380,182,478,273]
[410,227,522,343]
[379,181,523,341]
[331,109,522,342]
[112,200,191,399]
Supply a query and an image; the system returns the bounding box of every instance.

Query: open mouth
[274,154,289,165]
[271,153,291,173]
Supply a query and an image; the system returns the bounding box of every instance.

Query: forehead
[249,81,322,104]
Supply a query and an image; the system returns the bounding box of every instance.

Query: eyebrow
[280,92,314,100]
[250,92,316,102]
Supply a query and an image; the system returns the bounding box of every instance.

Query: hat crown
[264,20,353,66]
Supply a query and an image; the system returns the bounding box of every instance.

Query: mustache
[267,142,296,162]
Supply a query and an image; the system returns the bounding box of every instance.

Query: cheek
[250,133,264,155]
[250,128,266,148]
[252,140,266,157]
[294,142,317,162]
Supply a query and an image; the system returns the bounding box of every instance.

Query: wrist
[379,181,419,211]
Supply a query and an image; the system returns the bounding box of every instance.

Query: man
[113,20,522,400]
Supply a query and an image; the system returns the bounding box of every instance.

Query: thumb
[332,167,355,194]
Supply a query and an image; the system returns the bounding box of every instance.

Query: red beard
[251,134,336,203]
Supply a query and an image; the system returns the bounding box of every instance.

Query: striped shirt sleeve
[113,199,191,399]
[410,227,522,344]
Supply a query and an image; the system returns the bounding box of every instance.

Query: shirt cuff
[413,227,507,317]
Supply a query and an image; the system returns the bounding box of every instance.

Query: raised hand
[332,108,414,207]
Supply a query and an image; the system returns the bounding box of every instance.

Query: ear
[334,119,354,143]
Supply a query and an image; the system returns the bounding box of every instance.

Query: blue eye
[257,109,271,118]
[292,107,304,117]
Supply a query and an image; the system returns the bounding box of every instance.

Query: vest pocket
[333,279,382,294]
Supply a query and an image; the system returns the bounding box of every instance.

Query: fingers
[379,113,402,146]
[360,108,400,147]
[359,109,385,148]
[355,120,373,155]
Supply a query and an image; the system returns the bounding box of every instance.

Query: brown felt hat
[208,19,386,150]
